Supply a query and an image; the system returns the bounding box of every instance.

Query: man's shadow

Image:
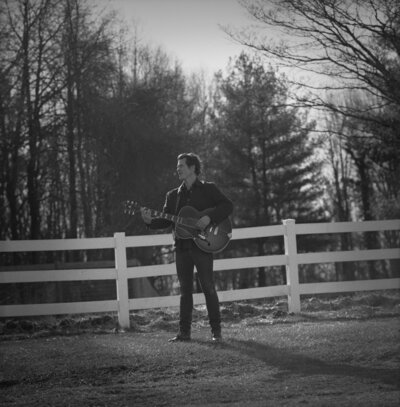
[213,338,400,387]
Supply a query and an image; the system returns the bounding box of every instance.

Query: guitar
[124,201,232,253]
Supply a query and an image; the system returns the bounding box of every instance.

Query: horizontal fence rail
[0,219,399,328]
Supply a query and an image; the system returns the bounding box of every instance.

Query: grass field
[1,291,400,406]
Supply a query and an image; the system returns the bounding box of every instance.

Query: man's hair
[178,152,202,175]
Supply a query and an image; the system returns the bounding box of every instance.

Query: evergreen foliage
[209,53,325,227]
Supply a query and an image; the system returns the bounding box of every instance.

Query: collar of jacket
[178,178,204,194]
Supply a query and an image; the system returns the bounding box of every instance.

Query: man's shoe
[168,333,191,342]
[212,332,222,343]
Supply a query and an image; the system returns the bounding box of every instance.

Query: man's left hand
[197,215,211,230]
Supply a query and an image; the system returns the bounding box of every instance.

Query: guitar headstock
[123,201,142,215]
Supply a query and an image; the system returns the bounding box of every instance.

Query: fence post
[114,232,130,329]
[283,219,301,313]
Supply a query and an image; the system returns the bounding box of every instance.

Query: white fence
[0,219,399,328]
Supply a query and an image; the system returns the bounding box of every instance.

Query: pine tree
[211,53,324,227]
[209,53,327,287]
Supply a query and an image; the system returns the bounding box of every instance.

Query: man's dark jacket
[149,179,233,247]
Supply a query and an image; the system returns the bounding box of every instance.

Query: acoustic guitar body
[175,206,232,253]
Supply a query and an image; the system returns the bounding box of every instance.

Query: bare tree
[0,0,65,241]
[233,0,400,118]
[231,0,399,224]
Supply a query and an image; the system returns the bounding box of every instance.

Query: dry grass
[1,291,400,406]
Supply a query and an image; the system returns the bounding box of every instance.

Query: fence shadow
[221,338,400,387]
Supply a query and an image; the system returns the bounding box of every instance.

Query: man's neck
[184,174,197,190]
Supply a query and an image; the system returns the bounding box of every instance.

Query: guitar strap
[172,187,183,242]
[175,188,182,216]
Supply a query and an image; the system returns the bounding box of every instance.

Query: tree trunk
[353,153,379,278]
[65,0,78,240]
[21,3,41,241]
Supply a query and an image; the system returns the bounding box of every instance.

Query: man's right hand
[141,208,153,225]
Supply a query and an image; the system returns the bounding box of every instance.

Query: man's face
[177,158,195,181]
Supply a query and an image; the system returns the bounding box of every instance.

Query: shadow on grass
[221,339,400,388]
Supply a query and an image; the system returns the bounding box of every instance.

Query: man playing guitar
[141,153,233,342]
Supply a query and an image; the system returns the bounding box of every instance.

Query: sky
[102,0,257,75]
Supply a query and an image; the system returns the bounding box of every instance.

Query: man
[141,153,233,342]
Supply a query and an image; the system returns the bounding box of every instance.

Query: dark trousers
[175,242,221,335]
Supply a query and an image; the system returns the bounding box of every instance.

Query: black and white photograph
[0,0,399,406]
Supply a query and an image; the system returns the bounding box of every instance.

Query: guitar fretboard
[124,201,199,230]
[147,208,184,225]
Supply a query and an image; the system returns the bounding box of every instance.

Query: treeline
[232,0,400,282]
[0,0,204,244]
[1,0,399,298]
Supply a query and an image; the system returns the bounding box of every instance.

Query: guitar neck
[124,201,191,226]
[148,208,181,224]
